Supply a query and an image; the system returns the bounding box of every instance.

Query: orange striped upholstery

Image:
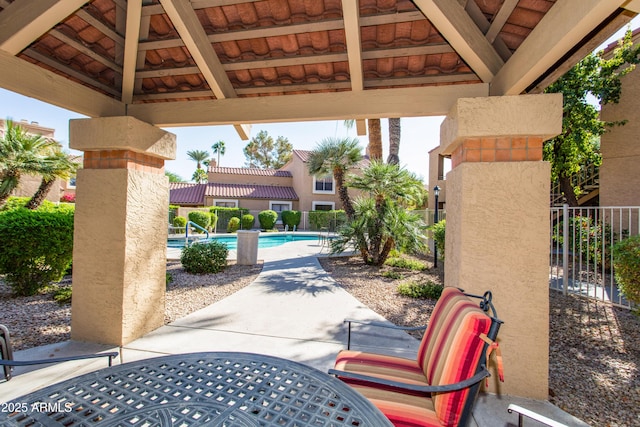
[333,287,493,427]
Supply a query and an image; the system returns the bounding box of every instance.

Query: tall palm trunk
[387,118,401,165]
[367,119,383,160]
[26,178,56,210]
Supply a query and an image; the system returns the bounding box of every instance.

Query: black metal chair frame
[329,290,503,427]
[0,324,118,382]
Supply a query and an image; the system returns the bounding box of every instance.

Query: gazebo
[0,0,635,400]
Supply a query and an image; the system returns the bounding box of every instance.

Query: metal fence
[550,205,639,309]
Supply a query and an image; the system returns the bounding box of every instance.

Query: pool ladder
[185,221,209,246]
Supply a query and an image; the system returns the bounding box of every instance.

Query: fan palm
[331,161,427,265]
[307,137,362,220]
[0,119,58,207]
[367,119,383,160]
[26,150,79,210]
[186,149,210,170]
[192,168,208,184]
[211,140,226,167]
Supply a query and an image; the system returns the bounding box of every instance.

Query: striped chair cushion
[334,350,428,392]
[349,384,442,427]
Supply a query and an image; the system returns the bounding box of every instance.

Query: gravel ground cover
[2,254,639,426]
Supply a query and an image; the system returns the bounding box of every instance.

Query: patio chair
[329,287,503,427]
[0,324,118,382]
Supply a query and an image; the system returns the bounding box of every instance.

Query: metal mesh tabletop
[0,352,392,426]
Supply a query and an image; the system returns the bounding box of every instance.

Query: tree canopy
[243,130,292,169]
[544,29,640,206]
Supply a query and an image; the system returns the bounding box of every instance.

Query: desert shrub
[309,210,347,231]
[430,219,446,261]
[397,281,444,300]
[613,235,640,308]
[227,216,240,233]
[209,207,249,231]
[241,214,255,229]
[381,270,403,280]
[0,208,75,296]
[53,287,72,304]
[258,210,278,230]
[281,210,301,229]
[384,257,427,271]
[180,241,228,274]
[188,210,211,231]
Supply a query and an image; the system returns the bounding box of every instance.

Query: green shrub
[227,216,240,233]
[384,257,427,271]
[53,287,72,304]
[172,216,187,233]
[209,207,249,231]
[397,281,444,300]
[381,270,403,280]
[180,241,228,274]
[281,210,301,229]
[258,210,278,230]
[188,210,211,231]
[210,212,218,230]
[430,219,446,261]
[0,208,75,296]
[241,214,255,230]
[166,272,173,289]
[308,210,347,231]
[553,216,621,269]
[2,196,56,212]
[613,235,640,307]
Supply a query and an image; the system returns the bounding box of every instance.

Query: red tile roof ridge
[208,166,292,176]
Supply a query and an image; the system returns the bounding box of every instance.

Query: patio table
[0,351,391,426]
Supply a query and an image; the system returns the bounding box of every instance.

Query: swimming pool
[167,233,319,250]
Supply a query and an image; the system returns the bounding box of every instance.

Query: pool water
[167,233,319,250]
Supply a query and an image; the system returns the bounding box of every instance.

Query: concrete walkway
[1,238,588,426]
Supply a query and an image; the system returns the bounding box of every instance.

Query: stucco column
[440,94,562,399]
[69,117,176,345]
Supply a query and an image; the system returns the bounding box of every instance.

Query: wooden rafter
[0,0,86,55]
[412,0,504,82]
[491,0,630,96]
[342,0,363,91]
[121,0,142,104]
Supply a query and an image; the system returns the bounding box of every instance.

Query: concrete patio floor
[0,238,588,427]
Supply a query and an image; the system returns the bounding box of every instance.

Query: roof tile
[205,183,298,200]
[208,166,292,177]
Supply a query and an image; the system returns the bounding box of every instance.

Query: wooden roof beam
[0,0,86,55]
[121,0,142,104]
[412,0,504,82]
[342,0,363,91]
[491,0,632,96]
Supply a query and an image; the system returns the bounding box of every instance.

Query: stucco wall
[280,155,342,211]
[445,161,550,399]
[600,68,640,207]
[71,168,168,345]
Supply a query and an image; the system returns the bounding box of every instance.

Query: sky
[1,17,637,183]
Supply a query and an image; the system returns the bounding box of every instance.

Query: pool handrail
[186,221,209,244]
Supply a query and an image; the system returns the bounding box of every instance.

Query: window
[214,199,238,208]
[269,201,292,223]
[313,175,334,194]
[68,177,76,188]
[312,202,334,211]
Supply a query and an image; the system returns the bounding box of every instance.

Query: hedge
[0,207,75,296]
[258,210,278,230]
[209,207,249,232]
[281,210,301,229]
[188,210,211,231]
[308,210,346,231]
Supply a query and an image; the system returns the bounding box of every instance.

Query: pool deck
[2,236,587,427]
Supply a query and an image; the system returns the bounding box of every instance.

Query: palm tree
[387,118,401,165]
[367,119,383,160]
[211,140,226,167]
[26,150,79,210]
[0,119,58,207]
[186,149,210,170]
[331,160,426,265]
[307,137,362,220]
[192,168,207,184]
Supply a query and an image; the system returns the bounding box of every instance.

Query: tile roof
[206,183,298,200]
[169,182,207,205]
[293,150,312,162]
[208,166,292,177]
